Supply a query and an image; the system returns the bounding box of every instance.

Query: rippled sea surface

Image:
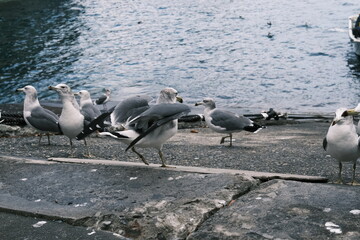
[1,0,360,114]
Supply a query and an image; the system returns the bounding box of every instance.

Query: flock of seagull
[14,84,360,184]
[16,84,262,168]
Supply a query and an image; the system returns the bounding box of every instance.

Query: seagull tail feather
[244,122,265,133]
[76,106,115,140]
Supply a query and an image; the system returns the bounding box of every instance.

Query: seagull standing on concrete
[16,85,61,145]
[323,107,359,185]
[94,88,111,110]
[78,88,190,167]
[48,84,90,156]
[75,90,101,124]
[195,98,263,147]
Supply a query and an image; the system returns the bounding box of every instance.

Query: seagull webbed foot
[333,179,345,185]
[351,181,360,186]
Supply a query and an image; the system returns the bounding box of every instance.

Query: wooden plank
[48,157,328,183]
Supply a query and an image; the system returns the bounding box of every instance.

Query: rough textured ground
[1,120,360,239]
[0,120,356,183]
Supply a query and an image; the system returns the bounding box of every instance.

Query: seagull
[323,107,359,185]
[16,85,61,145]
[48,84,90,156]
[77,88,190,167]
[94,88,111,110]
[75,90,101,124]
[195,98,263,147]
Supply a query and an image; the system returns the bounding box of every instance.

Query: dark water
[1,0,360,114]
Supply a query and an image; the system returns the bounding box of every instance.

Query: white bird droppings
[87,230,96,235]
[33,221,47,228]
[323,208,331,213]
[350,209,360,215]
[20,178,27,181]
[325,222,342,234]
[74,203,88,207]
[129,177,138,181]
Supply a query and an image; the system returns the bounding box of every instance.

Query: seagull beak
[176,96,183,103]
[74,92,80,96]
[195,101,203,106]
[16,88,25,92]
[346,109,360,116]
[48,86,57,91]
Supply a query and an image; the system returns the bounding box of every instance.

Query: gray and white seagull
[94,88,111,110]
[195,98,263,147]
[48,83,91,156]
[75,90,101,124]
[323,107,360,185]
[16,85,61,145]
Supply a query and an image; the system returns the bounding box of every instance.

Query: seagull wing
[81,103,101,122]
[95,95,107,105]
[110,95,151,126]
[76,106,115,140]
[26,106,60,133]
[210,109,253,131]
[125,103,190,151]
[323,137,328,151]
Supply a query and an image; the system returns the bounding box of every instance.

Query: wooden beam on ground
[48,157,328,183]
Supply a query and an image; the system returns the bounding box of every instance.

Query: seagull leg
[335,162,344,184]
[69,138,75,157]
[220,135,229,144]
[47,133,51,145]
[220,134,233,147]
[158,150,167,167]
[351,161,359,185]
[38,135,42,145]
[83,138,94,158]
[131,147,149,165]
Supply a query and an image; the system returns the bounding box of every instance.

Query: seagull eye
[341,111,348,117]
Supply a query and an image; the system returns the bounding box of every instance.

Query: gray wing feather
[111,95,151,125]
[26,107,60,133]
[210,110,252,131]
[125,103,191,151]
[130,103,190,132]
[81,103,101,122]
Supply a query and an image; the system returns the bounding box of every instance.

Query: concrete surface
[0,120,360,239]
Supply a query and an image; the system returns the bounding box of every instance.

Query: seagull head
[48,84,73,97]
[195,98,216,109]
[16,85,38,101]
[75,90,91,100]
[157,87,183,103]
[332,107,358,126]
[16,85,37,95]
[104,88,111,96]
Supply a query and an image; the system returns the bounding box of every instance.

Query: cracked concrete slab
[187,179,360,240]
[0,156,258,239]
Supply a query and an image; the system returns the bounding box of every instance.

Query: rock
[187,180,360,240]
